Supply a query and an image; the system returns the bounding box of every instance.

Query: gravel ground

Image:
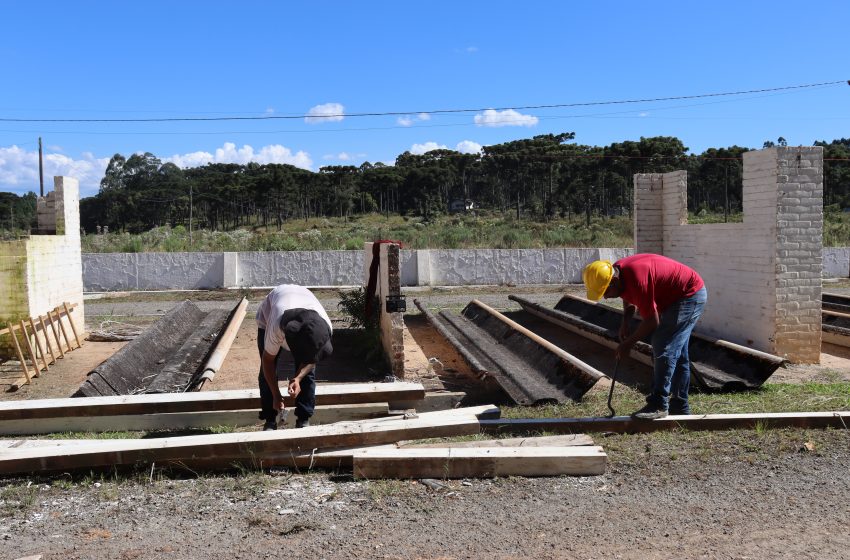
[3,285,848,559]
[1,429,848,560]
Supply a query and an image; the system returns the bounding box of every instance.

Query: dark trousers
[257,328,316,423]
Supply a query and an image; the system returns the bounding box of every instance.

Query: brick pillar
[378,243,405,378]
[770,147,823,362]
[633,173,663,254]
[661,170,688,255]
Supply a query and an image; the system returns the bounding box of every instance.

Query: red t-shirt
[615,254,704,319]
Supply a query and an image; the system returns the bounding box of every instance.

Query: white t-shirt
[256,285,332,355]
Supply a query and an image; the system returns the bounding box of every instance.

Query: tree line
[3,135,850,234]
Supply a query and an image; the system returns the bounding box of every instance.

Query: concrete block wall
[634,147,823,363]
[0,177,85,358]
[824,247,850,278]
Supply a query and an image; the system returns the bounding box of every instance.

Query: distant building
[448,199,475,214]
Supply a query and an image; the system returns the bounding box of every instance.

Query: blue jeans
[257,328,316,423]
[648,287,707,413]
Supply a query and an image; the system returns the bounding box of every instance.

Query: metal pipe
[194,297,248,390]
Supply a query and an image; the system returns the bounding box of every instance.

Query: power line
[1,80,846,123]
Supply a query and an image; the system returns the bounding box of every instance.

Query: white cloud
[410,142,448,155]
[397,113,432,127]
[0,142,313,198]
[638,112,649,117]
[322,152,355,161]
[265,107,275,115]
[165,142,312,170]
[474,108,538,127]
[305,102,345,124]
[455,140,483,154]
[0,145,110,197]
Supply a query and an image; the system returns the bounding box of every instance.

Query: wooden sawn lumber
[0,382,426,421]
[352,445,608,479]
[0,403,394,436]
[481,411,850,435]
[0,405,497,475]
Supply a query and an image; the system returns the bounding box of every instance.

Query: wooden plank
[0,403,393,436]
[388,391,466,413]
[19,320,40,377]
[63,302,82,348]
[352,446,608,479]
[0,382,427,421]
[29,317,49,372]
[0,413,484,475]
[45,312,64,358]
[54,309,73,353]
[822,330,850,348]
[402,434,595,448]
[6,323,32,384]
[481,411,850,435]
[39,316,57,365]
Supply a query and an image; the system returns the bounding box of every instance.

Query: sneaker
[263,420,277,431]
[631,404,668,420]
[295,418,311,429]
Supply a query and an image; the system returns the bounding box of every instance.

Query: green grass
[82,213,637,253]
[502,382,850,420]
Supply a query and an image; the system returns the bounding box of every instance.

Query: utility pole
[38,137,44,197]
[189,183,193,247]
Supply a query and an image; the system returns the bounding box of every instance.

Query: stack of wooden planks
[0,382,609,479]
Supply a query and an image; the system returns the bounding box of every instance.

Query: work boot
[295,418,310,429]
[631,404,668,420]
[263,420,277,431]
[668,399,690,416]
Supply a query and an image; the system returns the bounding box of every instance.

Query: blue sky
[1,0,849,197]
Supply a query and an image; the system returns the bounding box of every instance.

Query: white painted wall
[634,147,824,362]
[82,244,847,292]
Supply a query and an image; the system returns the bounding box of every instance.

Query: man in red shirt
[583,254,707,419]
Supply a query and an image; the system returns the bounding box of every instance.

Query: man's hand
[288,378,302,398]
[272,393,283,412]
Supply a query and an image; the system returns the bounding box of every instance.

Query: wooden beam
[29,317,49,373]
[0,403,393,436]
[6,323,32,384]
[481,411,850,435]
[352,446,607,479]
[19,320,40,377]
[45,312,64,358]
[0,412,485,475]
[39,316,57,365]
[402,434,595,448]
[388,391,466,413]
[63,302,82,348]
[0,382,427,421]
[53,309,73,353]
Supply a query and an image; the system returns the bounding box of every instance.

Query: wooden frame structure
[1,302,81,390]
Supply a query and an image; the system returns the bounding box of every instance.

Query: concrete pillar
[416,249,432,287]
[633,173,663,254]
[223,252,239,288]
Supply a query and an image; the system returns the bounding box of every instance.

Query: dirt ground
[1,286,849,559]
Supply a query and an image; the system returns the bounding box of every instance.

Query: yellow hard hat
[582,260,614,301]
